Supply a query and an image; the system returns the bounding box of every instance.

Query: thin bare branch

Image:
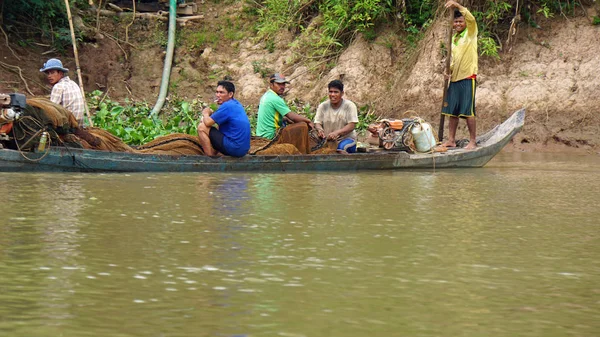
[0,26,21,61]
[125,0,136,43]
[0,61,35,95]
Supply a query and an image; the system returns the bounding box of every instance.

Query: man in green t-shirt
[256,73,314,139]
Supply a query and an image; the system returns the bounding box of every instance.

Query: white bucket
[411,122,437,152]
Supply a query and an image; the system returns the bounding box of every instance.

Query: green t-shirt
[256,89,291,139]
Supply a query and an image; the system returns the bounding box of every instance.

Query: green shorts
[442,78,476,118]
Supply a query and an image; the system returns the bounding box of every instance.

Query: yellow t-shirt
[450,7,478,82]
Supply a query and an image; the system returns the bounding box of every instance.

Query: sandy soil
[1,2,599,154]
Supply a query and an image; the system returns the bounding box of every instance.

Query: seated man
[197,80,250,157]
[314,80,359,153]
[256,73,314,140]
[39,58,85,125]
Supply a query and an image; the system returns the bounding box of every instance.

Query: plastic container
[421,122,437,149]
[411,122,436,152]
[37,132,48,152]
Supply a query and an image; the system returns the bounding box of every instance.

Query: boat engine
[0,93,26,143]
[376,118,416,152]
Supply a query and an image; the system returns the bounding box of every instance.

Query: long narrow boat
[0,109,524,172]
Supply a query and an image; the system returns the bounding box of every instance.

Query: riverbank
[0,1,598,153]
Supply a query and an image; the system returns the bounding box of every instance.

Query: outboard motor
[0,93,26,142]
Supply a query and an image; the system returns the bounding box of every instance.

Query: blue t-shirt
[210,99,251,157]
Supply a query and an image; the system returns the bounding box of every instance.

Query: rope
[308,129,326,152]
[53,135,94,170]
[12,124,51,162]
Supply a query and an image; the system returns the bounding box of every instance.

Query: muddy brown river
[1,152,599,337]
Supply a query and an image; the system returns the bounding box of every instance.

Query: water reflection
[0,152,599,336]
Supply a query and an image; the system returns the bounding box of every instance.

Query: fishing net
[10,98,77,151]
[311,146,338,155]
[26,97,78,129]
[249,122,310,155]
[248,136,272,154]
[134,133,204,156]
[254,143,302,155]
[9,98,206,156]
[84,128,135,152]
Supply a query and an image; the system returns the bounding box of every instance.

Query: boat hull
[0,109,525,173]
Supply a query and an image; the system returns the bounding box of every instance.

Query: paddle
[438,6,454,142]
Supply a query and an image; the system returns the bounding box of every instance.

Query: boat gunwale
[0,109,525,172]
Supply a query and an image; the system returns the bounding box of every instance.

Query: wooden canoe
[0,109,524,172]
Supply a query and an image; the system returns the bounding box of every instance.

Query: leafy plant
[251,60,274,78]
[88,91,202,145]
[251,0,395,65]
[537,3,554,18]
[479,35,501,59]
[2,0,90,50]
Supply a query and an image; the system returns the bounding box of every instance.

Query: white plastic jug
[411,122,436,152]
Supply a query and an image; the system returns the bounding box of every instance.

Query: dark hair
[454,9,463,19]
[328,79,344,92]
[217,80,235,94]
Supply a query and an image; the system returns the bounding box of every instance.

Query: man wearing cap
[256,73,314,140]
[40,58,85,125]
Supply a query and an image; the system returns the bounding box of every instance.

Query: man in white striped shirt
[40,58,85,126]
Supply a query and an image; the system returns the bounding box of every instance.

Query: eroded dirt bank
[1,2,598,153]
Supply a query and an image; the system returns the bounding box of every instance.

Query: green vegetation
[2,0,591,61]
[248,0,593,62]
[184,29,220,50]
[251,60,274,78]
[88,91,200,145]
[1,0,89,52]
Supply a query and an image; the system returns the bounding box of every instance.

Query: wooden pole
[438,7,454,142]
[64,0,94,127]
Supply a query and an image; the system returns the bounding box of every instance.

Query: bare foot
[464,142,477,150]
[434,145,448,152]
[441,141,456,148]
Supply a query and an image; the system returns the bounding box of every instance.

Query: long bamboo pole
[64,0,94,127]
[438,7,454,142]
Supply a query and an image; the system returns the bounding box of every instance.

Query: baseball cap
[269,73,290,84]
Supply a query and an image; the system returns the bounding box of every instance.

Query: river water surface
[1,152,599,337]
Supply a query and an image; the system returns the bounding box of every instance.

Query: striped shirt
[50,76,85,125]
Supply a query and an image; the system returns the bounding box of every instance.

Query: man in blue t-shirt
[197,81,251,157]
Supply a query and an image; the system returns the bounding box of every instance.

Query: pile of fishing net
[250,122,311,155]
[12,98,205,156]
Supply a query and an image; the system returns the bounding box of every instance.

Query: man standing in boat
[441,0,478,150]
[40,58,85,125]
[256,73,314,140]
[197,80,251,157]
[314,80,359,154]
